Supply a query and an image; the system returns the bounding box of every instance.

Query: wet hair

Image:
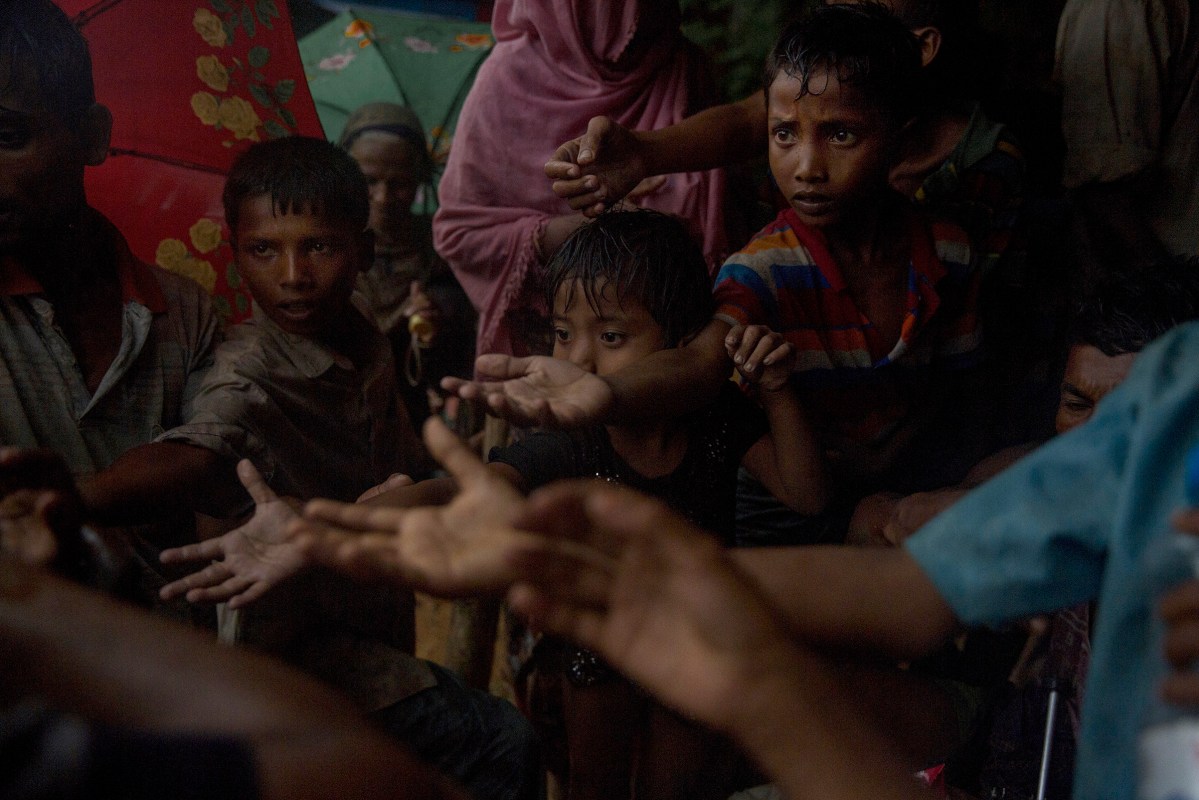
[1071,257,1199,356]
[544,209,714,348]
[223,136,370,235]
[0,0,96,127]
[764,2,924,122]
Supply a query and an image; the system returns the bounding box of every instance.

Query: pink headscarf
[433,0,729,358]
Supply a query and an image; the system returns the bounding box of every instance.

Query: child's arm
[0,558,467,800]
[78,442,244,526]
[727,324,830,515]
[444,318,733,428]
[294,418,536,598]
[544,94,766,216]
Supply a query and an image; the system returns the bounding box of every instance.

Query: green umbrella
[299,9,493,208]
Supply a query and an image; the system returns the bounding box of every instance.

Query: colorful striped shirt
[714,207,979,450]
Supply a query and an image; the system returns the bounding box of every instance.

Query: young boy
[450,4,985,539]
[147,137,538,800]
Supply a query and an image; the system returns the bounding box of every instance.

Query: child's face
[552,279,668,377]
[233,194,369,337]
[0,59,89,254]
[767,68,897,230]
[1055,344,1137,434]
[347,133,422,240]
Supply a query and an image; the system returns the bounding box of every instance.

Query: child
[488,209,826,800]
[147,137,539,800]
[447,4,985,543]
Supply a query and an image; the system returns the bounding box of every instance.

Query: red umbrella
[59,0,326,322]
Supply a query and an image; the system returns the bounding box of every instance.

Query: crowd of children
[3,1,1199,800]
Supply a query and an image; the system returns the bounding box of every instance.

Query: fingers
[423,417,489,486]
[159,561,233,601]
[237,460,277,506]
[627,174,667,201]
[160,536,228,564]
[550,177,607,213]
[726,325,788,376]
[474,353,532,381]
[577,115,614,165]
[304,497,406,533]
[356,473,413,504]
[545,137,582,178]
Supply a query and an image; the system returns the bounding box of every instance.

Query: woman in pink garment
[433,0,729,359]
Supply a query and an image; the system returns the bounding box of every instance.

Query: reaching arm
[729,544,960,661]
[78,442,243,526]
[294,418,540,597]
[0,557,465,800]
[726,324,830,515]
[444,318,733,428]
[545,95,767,216]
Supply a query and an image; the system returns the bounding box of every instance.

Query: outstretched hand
[544,116,650,217]
[441,354,614,429]
[159,460,304,608]
[295,417,548,597]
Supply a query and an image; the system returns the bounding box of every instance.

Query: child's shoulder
[722,210,825,273]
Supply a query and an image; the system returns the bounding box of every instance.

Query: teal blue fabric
[905,321,1199,800]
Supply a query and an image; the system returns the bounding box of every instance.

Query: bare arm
[730,544,960,661]
[0,557,465,800]
[79,442,242,525]
[445,318,733,428]
[726,323,829,515]
[545,95,767,215]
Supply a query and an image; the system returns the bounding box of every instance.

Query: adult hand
[507,481,803,732]
[356,473,414,504]
[159,460,305,608]
[441,354,614,428]
[1161,508,1199,705]
[544,116,651,217]
[295,417,546,597]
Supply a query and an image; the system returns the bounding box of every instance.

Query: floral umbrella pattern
[299,10,493,211]
[61,0,325,323]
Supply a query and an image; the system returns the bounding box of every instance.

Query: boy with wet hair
[141,136,540,800]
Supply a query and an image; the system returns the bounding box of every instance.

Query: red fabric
[58,0,325,324]
[433,0,729,358]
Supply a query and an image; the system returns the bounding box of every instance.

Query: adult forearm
[727,648,931,800]
[604,319,733,422]
[731,545,959,661]
[639,93,766,176]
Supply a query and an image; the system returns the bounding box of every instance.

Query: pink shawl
[433,0,729,358]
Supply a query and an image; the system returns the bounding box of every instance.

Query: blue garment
[905,321,1199,800]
